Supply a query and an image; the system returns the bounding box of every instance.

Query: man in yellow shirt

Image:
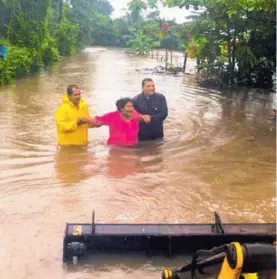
[55,84,91,146]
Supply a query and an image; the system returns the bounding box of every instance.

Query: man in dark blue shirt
[132,78,168,141]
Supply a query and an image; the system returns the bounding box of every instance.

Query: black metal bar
[63,212,276,262]
[147,236,151,257]
[65,222,69,236]
[175,253,225,274]
[92,210,95,234]
[168,236,172,259]
[212,211,224,234]
[124,236,127,252]
[63,223,69,261]
[63,236,67,261]
[66,223,276,236]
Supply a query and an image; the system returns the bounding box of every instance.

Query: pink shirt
[95,111,140,146]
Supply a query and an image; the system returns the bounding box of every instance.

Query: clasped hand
[141,114,151,123]
[77,118,89,125]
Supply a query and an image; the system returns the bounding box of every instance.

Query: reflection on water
[0,47,275,279]
[55,146,93,184]
[104,147,141,179]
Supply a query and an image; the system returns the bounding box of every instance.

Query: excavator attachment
[161,242,276,279]
[62,211,276,263]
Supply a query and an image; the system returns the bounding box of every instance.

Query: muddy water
[0,47,275,279]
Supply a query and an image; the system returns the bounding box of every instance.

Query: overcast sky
[109,0,192,23]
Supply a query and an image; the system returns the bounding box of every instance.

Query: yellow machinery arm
[162,242,276,279]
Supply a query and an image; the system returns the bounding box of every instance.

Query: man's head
[142,78,155,96]
[67,84,81,106]
[116,97,134,118]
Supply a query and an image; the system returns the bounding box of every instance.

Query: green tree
[161,0,276,87]
[127,0,146,24]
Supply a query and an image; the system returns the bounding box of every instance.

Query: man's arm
[56,107,78,132]
[133,110,147,122]
[132,95,152,123]
[150,94,168,121]
[84,105,94,128]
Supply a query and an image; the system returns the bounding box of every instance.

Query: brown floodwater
[0,47,276,279]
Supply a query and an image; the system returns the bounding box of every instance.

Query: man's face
[69,87,81,106]
[142,81,155,96]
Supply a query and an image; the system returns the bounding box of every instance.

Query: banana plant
[127,29,159,54]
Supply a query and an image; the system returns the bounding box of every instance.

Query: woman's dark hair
[116,98,133,111]
[67,84,79,95]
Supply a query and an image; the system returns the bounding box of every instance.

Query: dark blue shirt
[132,92,168,141]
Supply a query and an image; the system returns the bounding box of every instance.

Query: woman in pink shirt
[89,98,148,147]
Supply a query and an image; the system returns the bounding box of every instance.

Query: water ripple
[0,47,275,279]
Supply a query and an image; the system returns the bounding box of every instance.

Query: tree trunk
[183,53,188,73]
[165,49,168,69]
[226,17,233,85]
[58,0,63,22]
[231,24,237,82]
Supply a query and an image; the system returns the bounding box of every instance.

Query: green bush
[55,20,79,56]
[0,44,32,85]
[41,36,60,65]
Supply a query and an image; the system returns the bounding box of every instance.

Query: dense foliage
[157,0,276,87]
[0,0,115,84]
[0,0,275,88]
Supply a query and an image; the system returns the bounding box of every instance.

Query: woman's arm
[88,112,115,128]
[88,117,103,128]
